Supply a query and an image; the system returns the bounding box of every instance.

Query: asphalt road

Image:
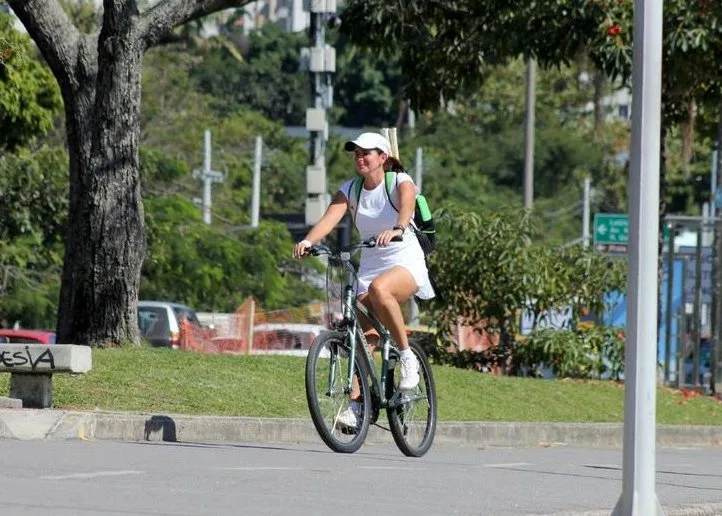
[1,439,721,515]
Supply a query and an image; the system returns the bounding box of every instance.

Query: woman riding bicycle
[293,132,435,428]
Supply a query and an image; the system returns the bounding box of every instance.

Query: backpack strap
[384,171,399,213]
[385,171,419,230]
[349,172,403,226]
[348,178,363,225]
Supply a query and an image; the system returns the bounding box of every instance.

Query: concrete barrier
[0,344,92,408]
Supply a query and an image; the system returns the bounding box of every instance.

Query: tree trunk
[56,25,146,347]
[681,99,696,177]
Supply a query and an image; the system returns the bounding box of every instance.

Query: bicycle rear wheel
[305,331,371,453]
[386,339,437,457]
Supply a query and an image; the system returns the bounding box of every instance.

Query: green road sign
[594,213,628,245]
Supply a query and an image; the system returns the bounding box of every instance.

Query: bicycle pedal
[389,391,410,407]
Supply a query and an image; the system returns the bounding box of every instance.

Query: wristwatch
[393,224,407,232]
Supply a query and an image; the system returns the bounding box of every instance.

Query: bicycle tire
[305,330,372,453]
[385,339,437,457]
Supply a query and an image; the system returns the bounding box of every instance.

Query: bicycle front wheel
[305,331,371,453]
[386,339,437,457]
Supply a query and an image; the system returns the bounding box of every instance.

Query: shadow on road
[144,415,177,442]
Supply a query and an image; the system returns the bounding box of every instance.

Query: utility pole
[582,176,591,248]
[713,104,722,396]
[193,129,224,225]
[303,0,336,226]
[611,0,665,513]
[408,147,424,326]
[251,136,262,228]
[523,59,536,210]
[415,147,423,193]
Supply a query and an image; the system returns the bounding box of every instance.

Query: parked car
[137,301,201,348]
[0,329,56,344]
[252,323,326,355]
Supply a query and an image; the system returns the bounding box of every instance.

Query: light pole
[192,129,224,225]
[523,58,536,210]
[304,0,336,226]
[612,0,665,513]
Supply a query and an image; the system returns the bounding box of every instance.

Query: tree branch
[6,0,81,88]
[139,0,246,49]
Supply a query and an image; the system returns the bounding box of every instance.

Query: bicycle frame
[335,254,400,409]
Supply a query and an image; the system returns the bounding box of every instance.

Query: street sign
[594,213,629,245]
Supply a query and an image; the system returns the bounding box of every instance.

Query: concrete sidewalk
[0,406,720,448]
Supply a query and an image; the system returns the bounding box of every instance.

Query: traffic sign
[594,213,629,245]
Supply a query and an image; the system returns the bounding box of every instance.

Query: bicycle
[303,236,437,457]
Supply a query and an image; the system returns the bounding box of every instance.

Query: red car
[0,329,56,344]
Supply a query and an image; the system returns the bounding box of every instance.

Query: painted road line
[40,470,144,480]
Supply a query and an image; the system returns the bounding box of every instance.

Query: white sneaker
[399,352,420,390]
[336,401,360,431]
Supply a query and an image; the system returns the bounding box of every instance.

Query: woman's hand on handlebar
[293,239,312,259]
[375,228,403,247]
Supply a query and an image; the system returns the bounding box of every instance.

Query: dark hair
[383,155,405,172]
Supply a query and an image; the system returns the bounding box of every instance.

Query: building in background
[242,0,309,33]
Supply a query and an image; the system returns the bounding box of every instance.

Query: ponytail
[383,156,405,173]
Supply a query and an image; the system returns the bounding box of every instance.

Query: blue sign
[678,246,713,306]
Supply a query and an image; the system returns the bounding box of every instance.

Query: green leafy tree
[0,145,68,328]
[190,23,308,125]
[58,0,102,34]
[142,46,312,220]
[341,0,722,217]
[6,0,259,347]
[426,206,626,371]
[331,33,401,128]
[141,195,319,311]
[188,24,402,129]
[0,13,62,151]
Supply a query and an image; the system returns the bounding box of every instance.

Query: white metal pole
[203,130,212,225]
[415,147,423,192]
[711,150,718,220]
[523,59,536,210]
[409,146,423,324]
[612,0,665,514]
[583,176,591,248]
[251,136,262,228]
[408,107,416,133]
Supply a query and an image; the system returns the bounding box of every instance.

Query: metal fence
[660,214,722,394]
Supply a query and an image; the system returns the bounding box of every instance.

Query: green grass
[1,347,721,425]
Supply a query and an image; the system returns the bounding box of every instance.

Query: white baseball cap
[344,132,390,154]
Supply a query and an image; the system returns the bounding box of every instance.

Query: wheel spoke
[305,332,371,453]
[385,342,437,457]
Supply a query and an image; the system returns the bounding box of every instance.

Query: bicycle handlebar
[307,234,402,258]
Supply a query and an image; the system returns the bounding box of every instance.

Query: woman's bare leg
[366,266,417,351]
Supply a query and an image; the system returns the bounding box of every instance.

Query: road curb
[0,408,720,448]
[543,502,722,515]
[0,396,21,409]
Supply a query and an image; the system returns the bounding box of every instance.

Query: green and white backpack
[346,171,436,255]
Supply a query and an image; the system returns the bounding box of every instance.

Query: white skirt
[355,229,435,300]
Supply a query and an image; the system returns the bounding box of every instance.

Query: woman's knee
[367,279,392,305]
